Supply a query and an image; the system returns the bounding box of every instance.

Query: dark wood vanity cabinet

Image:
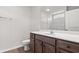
[30,33,79,53]
[30,33,56,53]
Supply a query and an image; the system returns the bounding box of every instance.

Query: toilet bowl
[22,39,30,51]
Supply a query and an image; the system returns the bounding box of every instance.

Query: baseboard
[0,45,23,53]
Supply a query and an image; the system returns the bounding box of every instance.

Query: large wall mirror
[40,6,79,31]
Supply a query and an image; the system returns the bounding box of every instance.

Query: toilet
[22,39,30,51]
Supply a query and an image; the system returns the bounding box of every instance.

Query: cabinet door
[30,33,35,52]
[35,39,42,53]
[30,39,34,52]
[43,43,55,53]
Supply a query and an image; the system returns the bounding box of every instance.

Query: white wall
[40,11,49,30]
[30,7,41,31]
[30,6,50,31]
[0,6,31,52]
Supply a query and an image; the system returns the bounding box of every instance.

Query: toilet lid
[22,40,30,43]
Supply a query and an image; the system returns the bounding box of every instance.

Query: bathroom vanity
[30,31,79,53]
[30,7,79,53]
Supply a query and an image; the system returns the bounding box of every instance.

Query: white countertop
[31,30,79,43]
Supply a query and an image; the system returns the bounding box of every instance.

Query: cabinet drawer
[57,40,79,52]
[35,35,55,46]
